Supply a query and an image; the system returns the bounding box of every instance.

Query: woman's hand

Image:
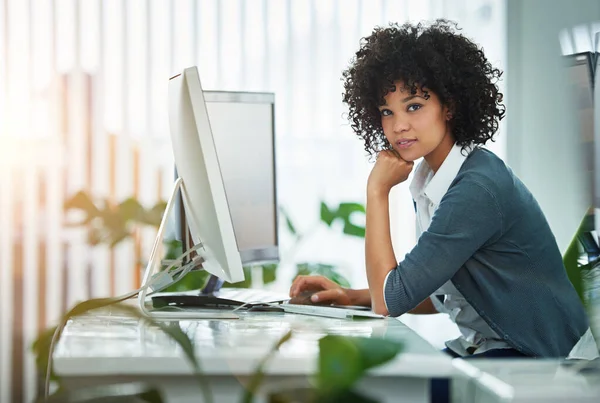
[289,275,352,305]
[367,150,414,194]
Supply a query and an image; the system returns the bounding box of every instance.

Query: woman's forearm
[365,188,397,315]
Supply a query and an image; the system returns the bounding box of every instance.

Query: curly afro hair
[342,19,505,157]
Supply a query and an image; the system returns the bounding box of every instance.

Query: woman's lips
[396,139,417,149]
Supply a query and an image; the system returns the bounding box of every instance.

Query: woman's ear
[444,103,455,121]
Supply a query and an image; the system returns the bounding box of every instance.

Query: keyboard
[280,303,386,319]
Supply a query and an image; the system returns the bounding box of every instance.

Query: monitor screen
[204,91,279,265]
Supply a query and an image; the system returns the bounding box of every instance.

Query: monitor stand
[143,173,287,315]
[174,167,225,297]
[137,177,239,319]
[202,273,225,294]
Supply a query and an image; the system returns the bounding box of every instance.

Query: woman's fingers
[311,288,351,305]
[289,275,332,297]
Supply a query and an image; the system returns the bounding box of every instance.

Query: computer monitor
[173,90,279,293]
[137,66,245,318]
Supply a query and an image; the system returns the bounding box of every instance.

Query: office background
[0,1,598,403]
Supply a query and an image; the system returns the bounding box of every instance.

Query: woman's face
[379,81,454,170]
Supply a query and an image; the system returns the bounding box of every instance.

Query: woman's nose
[393,115,409,133]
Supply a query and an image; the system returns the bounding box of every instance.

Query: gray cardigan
[384,147,589,358]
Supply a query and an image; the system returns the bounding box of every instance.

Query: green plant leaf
[162,270,210,293]
[242,330,293,403]
[341,225,365,238]
[138,201,168,227]
[317,336,402,397]
[318,389,379,403]
[63,190,169,249]
[86,228,103,246]
[262,263,278,285]
[40,383,163,403]
[64,191,101,217]
[32,326,61,388]
[33,298,212,403]
[320,202,337,227]
[336,203,366,238]
[319,201,366,237]
[106,304,207,397]
[317,336,362,394]
[119,198,144,222]
[223,268,252,289]
[109,229,132,248]
[268,387,378,403]
[163,240,184,261]
[336,203,365,215]
[279,207,298,236]
[350,337,404,370]
[63,191,103,227]
[563,212,591,305]
[564,233,584,303]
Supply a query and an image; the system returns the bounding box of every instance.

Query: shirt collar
[409,143,470,205]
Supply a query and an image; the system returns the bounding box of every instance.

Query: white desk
[53,307,456,402]
[452,358,600,403]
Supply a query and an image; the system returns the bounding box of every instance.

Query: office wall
[506,0,600,252]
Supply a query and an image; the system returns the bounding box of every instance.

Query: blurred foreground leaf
[242,331,293,403]
[263,335,402,403]
[317,335,402,397]
[563,212,595,305]
[280,207,298,237]
[33,298,211,403]
[41,383,163,403]
[268,388,378,403]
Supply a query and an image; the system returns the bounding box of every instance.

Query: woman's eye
[407,104,422,112]
[380,109,392,116]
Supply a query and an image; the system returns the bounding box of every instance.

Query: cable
[146,257,199,296]
[138,243,204,304]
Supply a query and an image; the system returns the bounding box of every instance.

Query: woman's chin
[397,149,422,162]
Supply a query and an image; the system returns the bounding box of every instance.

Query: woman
[289,20,598,360]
